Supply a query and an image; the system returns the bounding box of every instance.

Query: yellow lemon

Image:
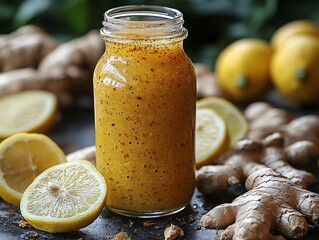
[271,20,319,50]
[196,108,228,169]
[197,97,248,147]
[271,35,319,104]
[20,160,106,233]
[0,90,58,139]
[0,133,66,205]
[215,39,272,102]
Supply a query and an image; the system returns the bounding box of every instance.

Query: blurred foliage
[1,0,319,67]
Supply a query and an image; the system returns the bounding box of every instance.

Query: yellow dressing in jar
[94,5,196,217]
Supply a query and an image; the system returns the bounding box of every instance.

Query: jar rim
[104,5,184,25]
[101,5,187,43]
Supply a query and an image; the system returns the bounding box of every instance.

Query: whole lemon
[270,35,319,105]
[271,20,319,50]
[216,39,272,102]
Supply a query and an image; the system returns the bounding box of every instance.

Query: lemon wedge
[20,160,107,233]
[197,97,248,147]
[0,133,66,205]
[0,90,58,139]
[196,108,228,169]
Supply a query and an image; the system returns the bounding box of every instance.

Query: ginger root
[195,63,226,99]
[0,26,104,107]
[197,112,319,239]
[38,30,104,97]
[197,133,318,195]
[244,102,319,146]
[201,168,319,239]
[0,25,57,71]
[282,115,319,146]
[244,102,293,140]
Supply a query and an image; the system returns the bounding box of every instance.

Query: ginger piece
[244,102,294,140]
[0,68,74,107]
[0,25,57,71]
[66,145,96,166]
[197,133,318,195]
[0,30,104,107]
[164,224,184,240]
[39,30,104,96]
[244,102,319,146]
[194,63,226,99]
[0,68,43,94]
[201,168,319,239]
[283,115,319,146]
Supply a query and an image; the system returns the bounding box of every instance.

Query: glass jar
[93,5,196,218]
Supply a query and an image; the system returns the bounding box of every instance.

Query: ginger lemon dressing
[93,5,196,217]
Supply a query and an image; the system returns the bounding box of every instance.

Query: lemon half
[20,160,107,233]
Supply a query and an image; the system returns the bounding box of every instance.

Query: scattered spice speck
[188,214,196,223]
[19,220,29,229]
[143,220,155,227]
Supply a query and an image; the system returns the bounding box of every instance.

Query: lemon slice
[20,160,107,233]
[0,90,58,139]
[0,133,66,205]
[196,108,228,169]
[197,97,248,147]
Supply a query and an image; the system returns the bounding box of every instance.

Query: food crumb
[143,220,155,227]
[164,224,184,240]
[32,232,39,238]
[112,232,131,240]
[19,220,29,229]
[188,214,196,223]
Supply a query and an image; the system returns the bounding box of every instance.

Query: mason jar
[93,5,196,218]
